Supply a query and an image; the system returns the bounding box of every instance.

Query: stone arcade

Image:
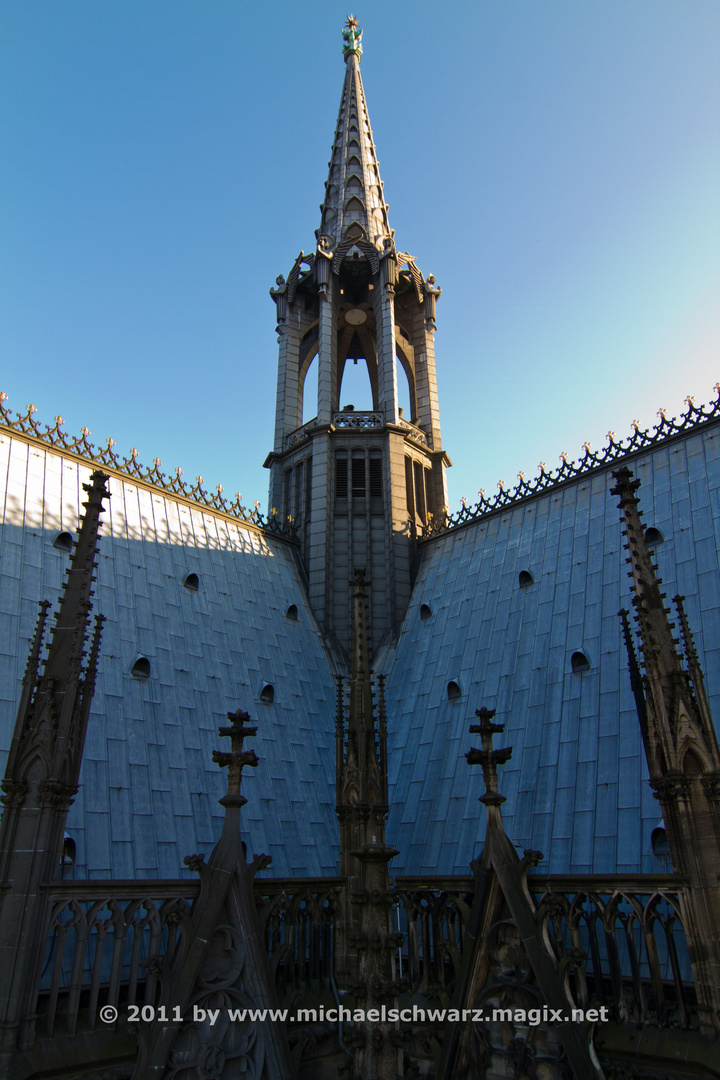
[1,17,719,1080]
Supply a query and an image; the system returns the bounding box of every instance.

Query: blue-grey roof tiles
[1,422,720,883]
[383,422,720,876]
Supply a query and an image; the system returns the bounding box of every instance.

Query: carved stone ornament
[701,773,720,801]
[487,920,533,982]
[164,994,264,1080]
[36,779,77,810]
[0,778,28,808]
[652,774,692,802]
[162,926,263,1079]
[471,985,573,1080]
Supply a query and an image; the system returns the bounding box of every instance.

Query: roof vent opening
[260,684,274,704]
[447,680,461,702]
[62,835,76,867]
[131,657,151,680]
[571,651,591,674]
[518,570,534,588]
[53,531,73,553]
[645,527,664,547]
[420,604,432,620]
[286,604,299,621]
[183,572,199,592]
[651,826,669,859]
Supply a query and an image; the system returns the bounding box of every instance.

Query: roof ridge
[0,391,296,540]
[423,386,720,539]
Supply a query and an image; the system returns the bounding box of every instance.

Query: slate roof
[0,431,339,879]
[1,421,719,882]
[381,421,720,877]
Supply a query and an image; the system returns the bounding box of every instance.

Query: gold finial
[343,14,363,59]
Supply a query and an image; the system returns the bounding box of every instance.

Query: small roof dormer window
[53,531,73,553]
[447,680,461,702]
[131,657,151,681]
[183,573,199,593]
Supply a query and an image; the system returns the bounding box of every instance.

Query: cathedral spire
[266,20,449,659]
[318,16,392,252]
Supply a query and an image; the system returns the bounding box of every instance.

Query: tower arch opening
[301,353,319,424]
[338,352,375,411]
[395,355,413,420]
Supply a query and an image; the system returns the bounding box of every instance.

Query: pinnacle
[318,20,392,251]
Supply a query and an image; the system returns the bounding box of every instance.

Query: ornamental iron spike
[0,392,296,539]
[423,386,720,539]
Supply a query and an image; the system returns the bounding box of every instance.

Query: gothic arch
[337,323,378,410]
[344,196,366,216]
[322,208,337,232]
[395,339,417,420]
[21,752,48,785]
[300,355,319,424]
[682,745,710,776]
[333,228,379,274]
[290,321,319,424]
[299,323,319,379]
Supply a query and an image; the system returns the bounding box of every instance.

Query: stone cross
[213,708,258,809]
[466,706,513,808]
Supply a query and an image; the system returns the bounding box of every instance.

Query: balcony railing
[29,871,698,1043]
[333,411,383,430]
[283,412,429,446]
[283,417,318,450]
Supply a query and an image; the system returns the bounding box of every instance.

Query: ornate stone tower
[264,16,450,659]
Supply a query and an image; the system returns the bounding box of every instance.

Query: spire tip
[343,14,363,60]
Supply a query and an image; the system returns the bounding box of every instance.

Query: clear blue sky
[2,1,718,511]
